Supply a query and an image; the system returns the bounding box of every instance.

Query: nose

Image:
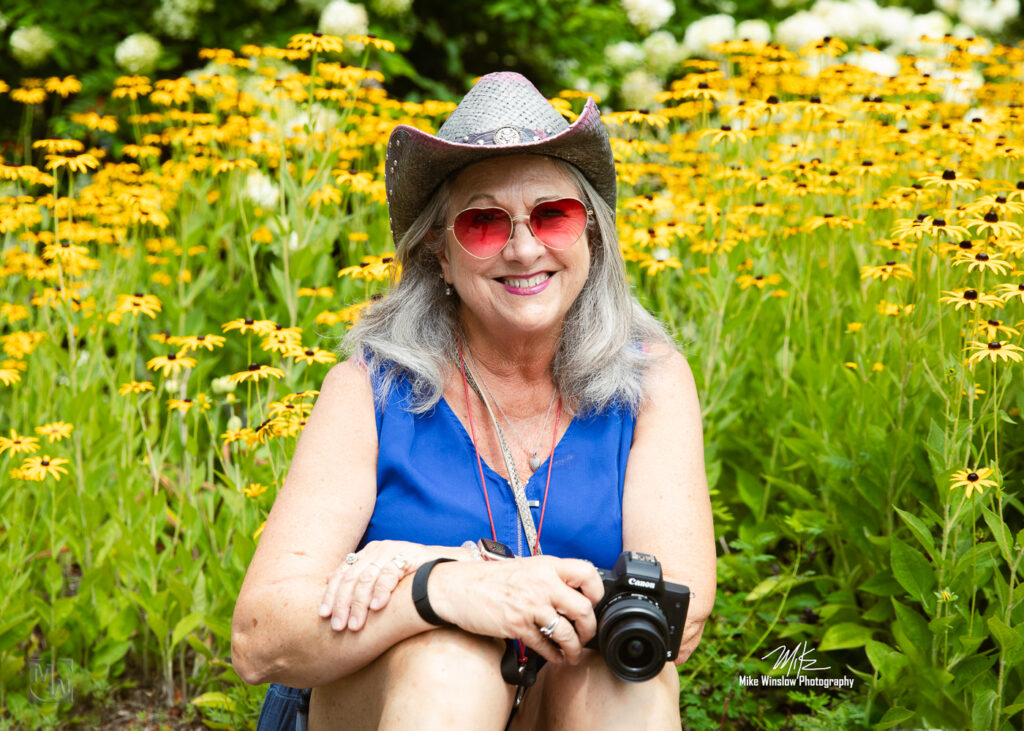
[503,213,545,261]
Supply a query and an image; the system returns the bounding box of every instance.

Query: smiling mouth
[498,272,552,289]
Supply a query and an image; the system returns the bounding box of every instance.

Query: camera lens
[597,596,668,682]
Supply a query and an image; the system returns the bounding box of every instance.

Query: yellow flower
[10,88,47,105]
[860,261,914,281]
[288,32,345,54]
[119,381,155,395]
[44,153,101,174]
[949,467,997,498]
[297,286,335,298]
[939,289,1003,311]
[113,293,163,319]
[34,421,74,443]
[285,345,338,365]
[44,76,82,97]
[737,273,782,290]
[223,318,278,336]
[33,139,85,154]
[348,34,395,52]
[919,169,980,192]
[226,363,286,385]
[169,334,226,352]
[17,455,69,482]
[847,322,864,333]
[254,520,267,540]
[700,125,750,146]
[0,429,40,456]
[951,251,1013,275]
[167,398,195,413]
[0,368,22,386]
[976,320,1020,341]
[243,482,270,498]
[146,351,197,377]
[965,341,1024,365]
[995,282,1024,304]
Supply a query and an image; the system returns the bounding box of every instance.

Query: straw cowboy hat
[384,71,617,245]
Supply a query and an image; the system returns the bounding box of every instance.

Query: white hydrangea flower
[620,68,662,110]
[845,49,901,77]
[874,6,915,50]
[621,0,674,33]
[933,67,983,104]
[682,14,735,58]
[244,171,280,208]
[642,31,682,76]
[0,13,9,33]
[935,0,960,14]
[735,19,772,43]
[774,11,830,50]
[605,41,645,70]
[958,0,1002,32]
[904,11,952,53]
[372,0,412,16]
[320,0,369,38]
[9,26,57,68]
[115,33,163,75]
[154,0,199,40]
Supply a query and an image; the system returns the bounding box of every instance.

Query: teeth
[502,273,551,288]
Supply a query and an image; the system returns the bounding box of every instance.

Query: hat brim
[385,98,616,245]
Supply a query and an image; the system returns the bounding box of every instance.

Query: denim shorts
[256,683,312,731]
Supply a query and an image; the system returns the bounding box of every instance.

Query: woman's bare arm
[621,345,717,664]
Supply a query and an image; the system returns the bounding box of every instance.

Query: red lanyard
[457,339,560,556]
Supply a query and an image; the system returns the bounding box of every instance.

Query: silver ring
[392,555,409,571]
[539,616,560,638]
[345,552,359,565]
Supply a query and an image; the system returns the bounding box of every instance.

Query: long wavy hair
[342,157,671,415]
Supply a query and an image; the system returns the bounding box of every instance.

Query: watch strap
[412,558,456,628]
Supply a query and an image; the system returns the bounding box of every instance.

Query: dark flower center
[168,354,177,360]
[976,253,990,261]
[721,125,732,131]
[959,240,973,249]
[967,472,979,481]
[248,363,260,371]
[767,95,779,104]
[996,195,1007,203]
[989,342,1002,350]
[988,319,999,326]
[305,349,315,356]
[698,82,709,89]
[984,211,998,222]
[942,170,956,180]
[933,219,946,226]
[313,31,323,37]
[244,318,254,325]
[964,289,978,300]
[862,160,873,166]
[41,459,50,466]
[886,261,896,266]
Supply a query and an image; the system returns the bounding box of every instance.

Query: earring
[445,284,453,296]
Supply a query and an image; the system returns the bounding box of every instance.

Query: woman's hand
[319,540,442,631]
[427,556,605,666]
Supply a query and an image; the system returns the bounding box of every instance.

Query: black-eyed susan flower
[965,211,1022,239]
[146,351,197,377]
[223,318,277,336]
[860,261,914,281]
[0,368,21,386]
[44,153,100,174]
[227,363,286,385]
[966,340,1024,365]
[261,332,303,354]
[700,125,750,146]
[976,320,1020,340]
[285,345,338,365]
[939,289,1003,311]
[167,398,195,413]
[34,421,73,443]
[288,32,345,54]
[17,455,69,482]
[169,334,226,352]
[737,273,783,290]
[0,430,40,456]
[114,293,162,319]
[119,381,155,395]
[949,467,997,498]
[995,282,1024,304]
[919,169,980,192]
[33,139,85,154]
[847,322,863,333]
[951,251,1013,275]
[297,286,335,299]
[44,76,82,97]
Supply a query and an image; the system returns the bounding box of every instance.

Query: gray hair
[342,158,671,415]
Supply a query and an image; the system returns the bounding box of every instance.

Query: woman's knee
[386,628,509,688]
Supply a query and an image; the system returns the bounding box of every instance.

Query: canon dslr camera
[585,551,691,682]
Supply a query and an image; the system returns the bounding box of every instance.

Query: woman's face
[438,155,591,344]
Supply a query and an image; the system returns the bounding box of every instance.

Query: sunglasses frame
[445,197,593,260]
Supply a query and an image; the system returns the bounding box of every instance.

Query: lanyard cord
[456,339,561,555]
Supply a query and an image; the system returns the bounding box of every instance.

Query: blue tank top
[359,373,636,568]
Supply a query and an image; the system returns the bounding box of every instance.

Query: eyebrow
[462,192,569,207]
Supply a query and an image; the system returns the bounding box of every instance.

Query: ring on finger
[345,552,359,565]
[392,554,409,571]
[539,615,561,639]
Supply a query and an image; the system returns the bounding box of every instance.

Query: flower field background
[2,29,1024,731]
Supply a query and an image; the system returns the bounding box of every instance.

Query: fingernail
[331,616,344,630]
[348,616,360,630]
[370,598,380,610]
[319,604,329,616]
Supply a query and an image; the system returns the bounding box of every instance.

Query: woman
[231,71,715,730]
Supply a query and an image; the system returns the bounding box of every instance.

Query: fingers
[552,558,605,605]
[320,542,416,632]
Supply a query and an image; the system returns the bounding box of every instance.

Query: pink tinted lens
[529,198,588,249]
[453,207,512,257]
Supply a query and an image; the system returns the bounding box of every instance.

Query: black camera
[585,551,691,682]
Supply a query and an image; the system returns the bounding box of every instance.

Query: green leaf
[191,691,238,712]
[864,639,907,678]
[972,688,997,730]
[890,537,935,605]
[91,640,133,670]
[874,706,915,729]
[745,575,785,602]
[982,507,1014,564]
[859,572,902,596]
[171,612,205,649]
[891,599,932,657]
[894,506,936,558]
[818,623,874,651]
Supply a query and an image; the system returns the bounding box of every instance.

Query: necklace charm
[529,454,541,471]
